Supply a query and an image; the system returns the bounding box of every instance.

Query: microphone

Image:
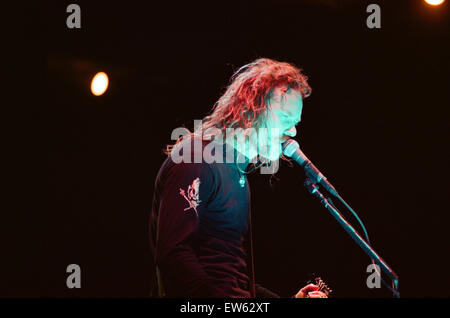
[282,139,338,196]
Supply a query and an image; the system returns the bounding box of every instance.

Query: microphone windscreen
[282,139,300,158]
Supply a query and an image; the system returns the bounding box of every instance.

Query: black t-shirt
[150,136,280,298]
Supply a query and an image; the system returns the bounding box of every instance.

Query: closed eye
[290,120,300,127]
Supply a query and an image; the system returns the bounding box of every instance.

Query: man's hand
[295,284,328,298]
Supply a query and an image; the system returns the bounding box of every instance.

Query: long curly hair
[166,58,311,159]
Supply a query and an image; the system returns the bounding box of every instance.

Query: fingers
[300,284,319,293]
[307,291,328,298]
[295,284,320,298]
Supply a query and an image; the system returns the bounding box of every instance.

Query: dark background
[12,0,449,297]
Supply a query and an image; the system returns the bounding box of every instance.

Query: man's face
[258,87,303,161]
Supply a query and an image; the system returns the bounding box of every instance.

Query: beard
[257,139,283,161]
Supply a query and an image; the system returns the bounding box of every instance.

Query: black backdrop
[16,0,450,298]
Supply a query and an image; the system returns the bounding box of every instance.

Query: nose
[285,126,297,138]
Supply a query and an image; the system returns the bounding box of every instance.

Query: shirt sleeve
[155,160,227,297]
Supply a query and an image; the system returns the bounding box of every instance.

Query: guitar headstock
[307,275,333,297]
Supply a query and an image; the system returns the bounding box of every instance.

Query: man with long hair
[149,58,328,298]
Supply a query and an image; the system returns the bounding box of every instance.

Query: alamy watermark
[66,4,81,29]
[366,4,381,29]
[169,120,283,174]
[366,264,381,289]
[66,264,81,288]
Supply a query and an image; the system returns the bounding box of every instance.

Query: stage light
[91,72,109,96]
[425,0,445,6]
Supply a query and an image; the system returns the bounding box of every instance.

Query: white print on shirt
[179,177,201,215]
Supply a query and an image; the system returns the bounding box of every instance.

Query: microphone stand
[303,178,400,298]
